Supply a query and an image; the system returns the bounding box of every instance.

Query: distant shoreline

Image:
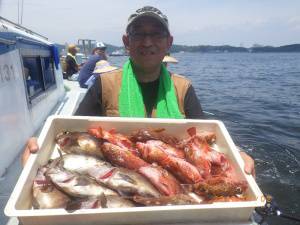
[170,44,300,53]
[55,43,300,55]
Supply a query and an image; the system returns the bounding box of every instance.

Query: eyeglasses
[129,31,169,41]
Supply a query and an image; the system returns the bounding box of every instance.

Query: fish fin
[99,194,108,208]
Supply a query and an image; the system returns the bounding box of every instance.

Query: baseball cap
[95,42,106,50]
[126,6,169,34]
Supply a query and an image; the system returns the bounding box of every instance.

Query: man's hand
[239,151,255,178]
[21,137,39,167]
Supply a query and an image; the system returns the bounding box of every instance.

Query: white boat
[110,49,128,56]
[0,16,86,177]
[0,16,88,225]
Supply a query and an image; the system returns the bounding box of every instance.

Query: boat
[109,48,128,56]
[0,16,88,225]
[0,16,86,177]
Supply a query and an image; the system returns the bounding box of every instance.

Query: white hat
[93,60,118,73]
[163,55,178,63]
[95,42,106,49]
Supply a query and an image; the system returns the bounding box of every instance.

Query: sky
[0,0,300,47]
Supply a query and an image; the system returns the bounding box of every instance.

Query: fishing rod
[255,194,300,224]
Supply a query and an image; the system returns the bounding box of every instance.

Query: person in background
[84,60,118,88]
[163,53,178,67]
[65,44,80,80]
[22,6,255,176]
[78,42,108,88]
[24,67,40,96]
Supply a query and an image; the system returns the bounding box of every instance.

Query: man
[22,6,254,175]
[78,42,107,88]
[76,6,202,118]
[65,44,80,80]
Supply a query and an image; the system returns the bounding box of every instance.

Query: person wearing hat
[76,6,203,119]
[22,6,255,176]
[84,60,118,88]
[78,42,107,88]
[163,53,178,67]
[65,44,80,80]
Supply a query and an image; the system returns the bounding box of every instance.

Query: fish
[88,126,140,156]
[98,167,161,198]
[136,141,203,184]
[32,166,70,209]
[58,154,114,177]
[55,131,104,159]
[66,195,135,210]
[185,127,216,144]
[45,165,117,198]
[138,165,182,196]
[129,128,179,146]
[101,142,149,170]
[139,140,185,159]
[193,176,248,197]
[56,154,160,198]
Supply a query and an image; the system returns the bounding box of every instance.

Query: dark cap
[126,6,169,33]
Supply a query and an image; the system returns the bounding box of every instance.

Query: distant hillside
[170,45,248,53]
[250,44,300,53]
[55,43,122,56]
[105,43,122,54]
[56,43,300,55]
[170,44,300,53]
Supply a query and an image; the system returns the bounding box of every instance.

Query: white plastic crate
[5,115,265,225]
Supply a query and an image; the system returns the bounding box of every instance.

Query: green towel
[119,59,183,118]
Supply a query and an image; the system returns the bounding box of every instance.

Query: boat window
[23,57,44,98]
[22,55,56,100]
[41,57,56,89]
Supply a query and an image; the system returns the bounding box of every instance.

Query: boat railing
[0,37,16,45]
[0,16,48,41]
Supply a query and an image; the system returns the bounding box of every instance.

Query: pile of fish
[32,126,248,210]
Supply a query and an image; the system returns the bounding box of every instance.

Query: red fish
[137,141,203,184]
[102,142,148,170]
[138,165,182,196]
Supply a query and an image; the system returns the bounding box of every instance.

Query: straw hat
[163,55,178,63]
[93,60,118,73]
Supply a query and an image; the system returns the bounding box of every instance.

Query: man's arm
[75,77,103,116]
[184,85,205,119]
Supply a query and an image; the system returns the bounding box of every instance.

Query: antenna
[20,0,24,25]
[18,0,20,24]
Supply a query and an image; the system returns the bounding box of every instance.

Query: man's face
[70,48,77,56]
[95,49,105,55]
[123,16,173,71]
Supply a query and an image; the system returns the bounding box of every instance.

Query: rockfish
[32,166,70,209]
[55,131,104,159]
[46,165,117,198]
[57,154,160,198]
